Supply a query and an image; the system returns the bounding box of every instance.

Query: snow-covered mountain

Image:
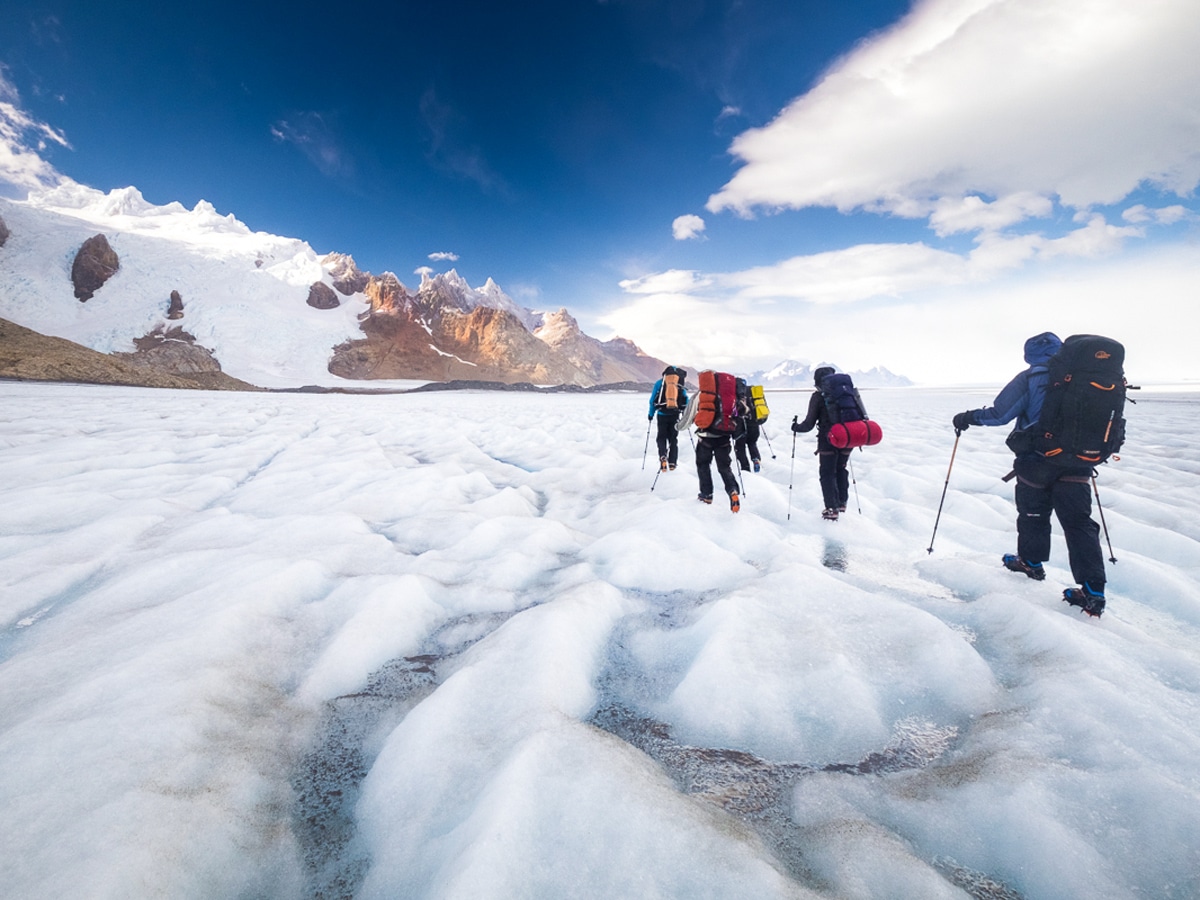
[0,185,665,389]
[753,359,913,389]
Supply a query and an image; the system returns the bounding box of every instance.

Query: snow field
[0,382,1198,899]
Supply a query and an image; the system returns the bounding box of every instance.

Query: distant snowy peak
[417,269,540,331]
[753,359,912,388]
[533,308,580,348]
[0,182,667,388]
[27,183,252,237]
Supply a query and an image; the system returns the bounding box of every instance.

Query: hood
[1023,332,1062,366]
[813,366,836,384]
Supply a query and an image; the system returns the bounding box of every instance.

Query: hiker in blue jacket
[648,366,689,473]
[951,331,1108,616]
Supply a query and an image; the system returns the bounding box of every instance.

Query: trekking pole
[1092,474,1118,564]
[848,454,862,514]
[762,428,777,459]
[787,419,798,521]
[927,430,962,553]
[651,466,663,492]
[642,419,652,470]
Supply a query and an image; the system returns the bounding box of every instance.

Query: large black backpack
[819,373,866,423]
[1034,335,1126,466]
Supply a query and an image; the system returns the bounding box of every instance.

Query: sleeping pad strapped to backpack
[819,372,883,449]
[655,366,686,411]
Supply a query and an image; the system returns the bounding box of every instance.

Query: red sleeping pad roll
[828,419,883,449]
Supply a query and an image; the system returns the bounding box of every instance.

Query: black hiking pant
[655,412,682,466]
[1013,454,1105,589]
[735,419,762,471]
[696,435,739,499]
[818,449,851,511]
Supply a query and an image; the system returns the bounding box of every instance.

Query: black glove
[953,411,973,432]
[648,413,654,421]
[791,414,802,434]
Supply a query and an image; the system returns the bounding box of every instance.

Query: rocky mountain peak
[322,252,370,296]
[364,272,411,314]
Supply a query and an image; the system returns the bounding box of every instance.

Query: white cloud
[1122,204,1189,225]
[930,193,1054,236]
[618,269,713,295]
[414,265,434,277]
[428,251,459,262]
[672,214,706,241]
[601,214,1194,383]
[0,69,70,196]
[706,0,1200,225]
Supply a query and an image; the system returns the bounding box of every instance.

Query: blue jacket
[649,377,689,418]
[970,332,1062,431]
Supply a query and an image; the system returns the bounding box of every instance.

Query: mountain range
[0,183,909,391]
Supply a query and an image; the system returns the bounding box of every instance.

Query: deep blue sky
[4,0,1198,383]
[1,0,913,300]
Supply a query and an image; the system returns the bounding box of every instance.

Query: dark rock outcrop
[167,290,185,320]
[0,214,9,248]
[322,252,370,295]
[117,326,223,375]
[0,317,257,391]
[307,282,340,310]
[71,234,120,301]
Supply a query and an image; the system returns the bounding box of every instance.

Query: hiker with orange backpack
[647,366,689,473]
[679,370,744,512]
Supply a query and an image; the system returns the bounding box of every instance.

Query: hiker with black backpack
[791,367,878,521]
[648,366,689,473]
[678,370,744,512]
[951,332,1124,618]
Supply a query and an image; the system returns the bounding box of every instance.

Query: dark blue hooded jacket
[970,332,1062,431]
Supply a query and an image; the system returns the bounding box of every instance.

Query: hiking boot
[752,460,761,473]
[838,505,847,513]
[668,463,677,471]
[822,508,839,521]
[660,457,668,473]
[1002,554,1046,581]
[730,492,740,513]
[697,494,713,504]
[1063,583,1105,617]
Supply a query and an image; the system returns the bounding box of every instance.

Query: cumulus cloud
[428,251,459,262]
[600,211,1190,382]
[414,266,434,278]
[672,214,706,240]
[707,0,1200,227]
[0,69,70,195]
[270,112,353,180]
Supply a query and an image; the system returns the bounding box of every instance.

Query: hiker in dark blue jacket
[952,331,1107,616]
[648,366,689,473]
[792,366,851,521]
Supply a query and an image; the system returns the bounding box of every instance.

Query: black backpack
[1034,335,1126,466]
[819,373,866,423]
